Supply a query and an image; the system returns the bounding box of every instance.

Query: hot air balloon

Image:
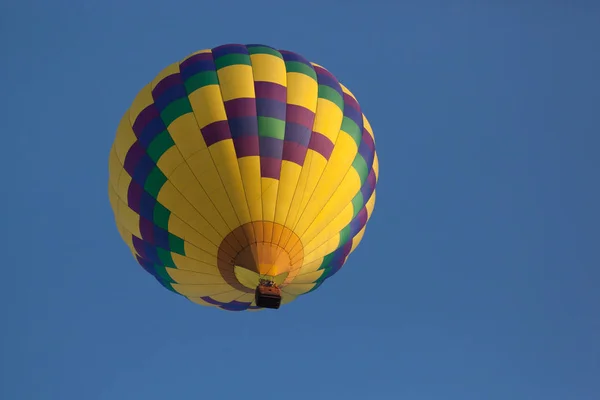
[108,44,379,311]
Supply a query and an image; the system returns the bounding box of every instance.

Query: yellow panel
[128,83,153,123]
[340,83,358,101]
[187,150,241,231]
[108,145,122,190]
[261,177,279,223]
[171,283,237,297]
[171,253,220,274]
[115,222,135,250]
[363,114,376,144]
[168,113,207,158]
[237,156,262,222]
[156,147,184,178]
[181,49,211,61]
[151,63,180,88]
[288,269,325,284]
[167,162,231,238]
[217,65,255,101]
[350,226,367,253]
[208,140,251,225]
[157,181,221,247]
[373,152,380,182]
[187,297,218,307]
[285,151,328,233]
[114,112,137,163]
[166,267,226,285]
[108,183,118,215]
[286,73,318,111]
[116,198,141,238]
[209,291,253,304]
[184,241,220,266]
[282,283,316,296]
[312,99,343,142]
[293,132,358,235]
[274,161,302,226]
[115,169,132,203]
[188,85,227,128]
[301,169,361,244]
[301,203,354,262]
[250,54,286,85]
[165,213,219,258]
[365,189,376,215]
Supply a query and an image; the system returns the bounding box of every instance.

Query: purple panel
[280,50,312,66]
[139,191,156,221]
[358,140,375,167]
[259,136,284,158]
[361,128,375,152]
[282,141,307,166]
[350,207,369,237]
[308,132,334,160]
[315,70,342,97]
[153,225,170,250]
[201,120,231,146]
[228,116,258,138]
[313,65,335,80]
[153,84,187,112]
[212,44,249,58]
[343,100,363,130]
[139,217,155,244]
[284,122,311,147]
[132,106,160,137]
[180,52,213,71]
[135,254,154,271]
[124,142,145,176]
[286,104,315,129]
[132,236,147,260]
[255,82,286,102]
[260,157,281,179]
[152,73,183,99]
[233,136,259,157]
[180,53,215,81]
[256,98,286,120]
[224,98,256,118]
[132,155,154,184]
[361,169,377,200]
[138,117,166,148]
[343,92,361,113]
[127,181,144,213]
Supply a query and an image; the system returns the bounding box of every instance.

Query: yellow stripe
[113,112,136,164]
[208,140,252,225]
[250,54,286,85]
[274,161,302,226]
[166,267,226,285]
[286,73,318,111]
[217,64,255,101]
[301,203,354,263]
[238,156,262,222]
[300,167,361,245]
[261,177,279,223]
[188,85,227,129]
[312,99,343,143]
[172,283,236,297]
[128,83,153,124]
[293,131,358,236]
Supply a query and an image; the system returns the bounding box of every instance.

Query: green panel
[168,234,186,255]
[153,203,170,230]
[184,71,219,93]
[341,117,362,147]
[352,155,370,185]
[215,54,251,69]
[144,167,167,199]
[258,117,286,140]
[284,61,317,81]
[247,46,283,59]
[318,85,344,111]
[161,97,193,127]
[147,131,175,163]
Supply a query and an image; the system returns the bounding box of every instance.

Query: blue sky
[2,1,599,399]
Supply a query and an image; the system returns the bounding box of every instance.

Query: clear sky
[2,1,599,399]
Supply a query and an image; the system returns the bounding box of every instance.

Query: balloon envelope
[108,44,379,311]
